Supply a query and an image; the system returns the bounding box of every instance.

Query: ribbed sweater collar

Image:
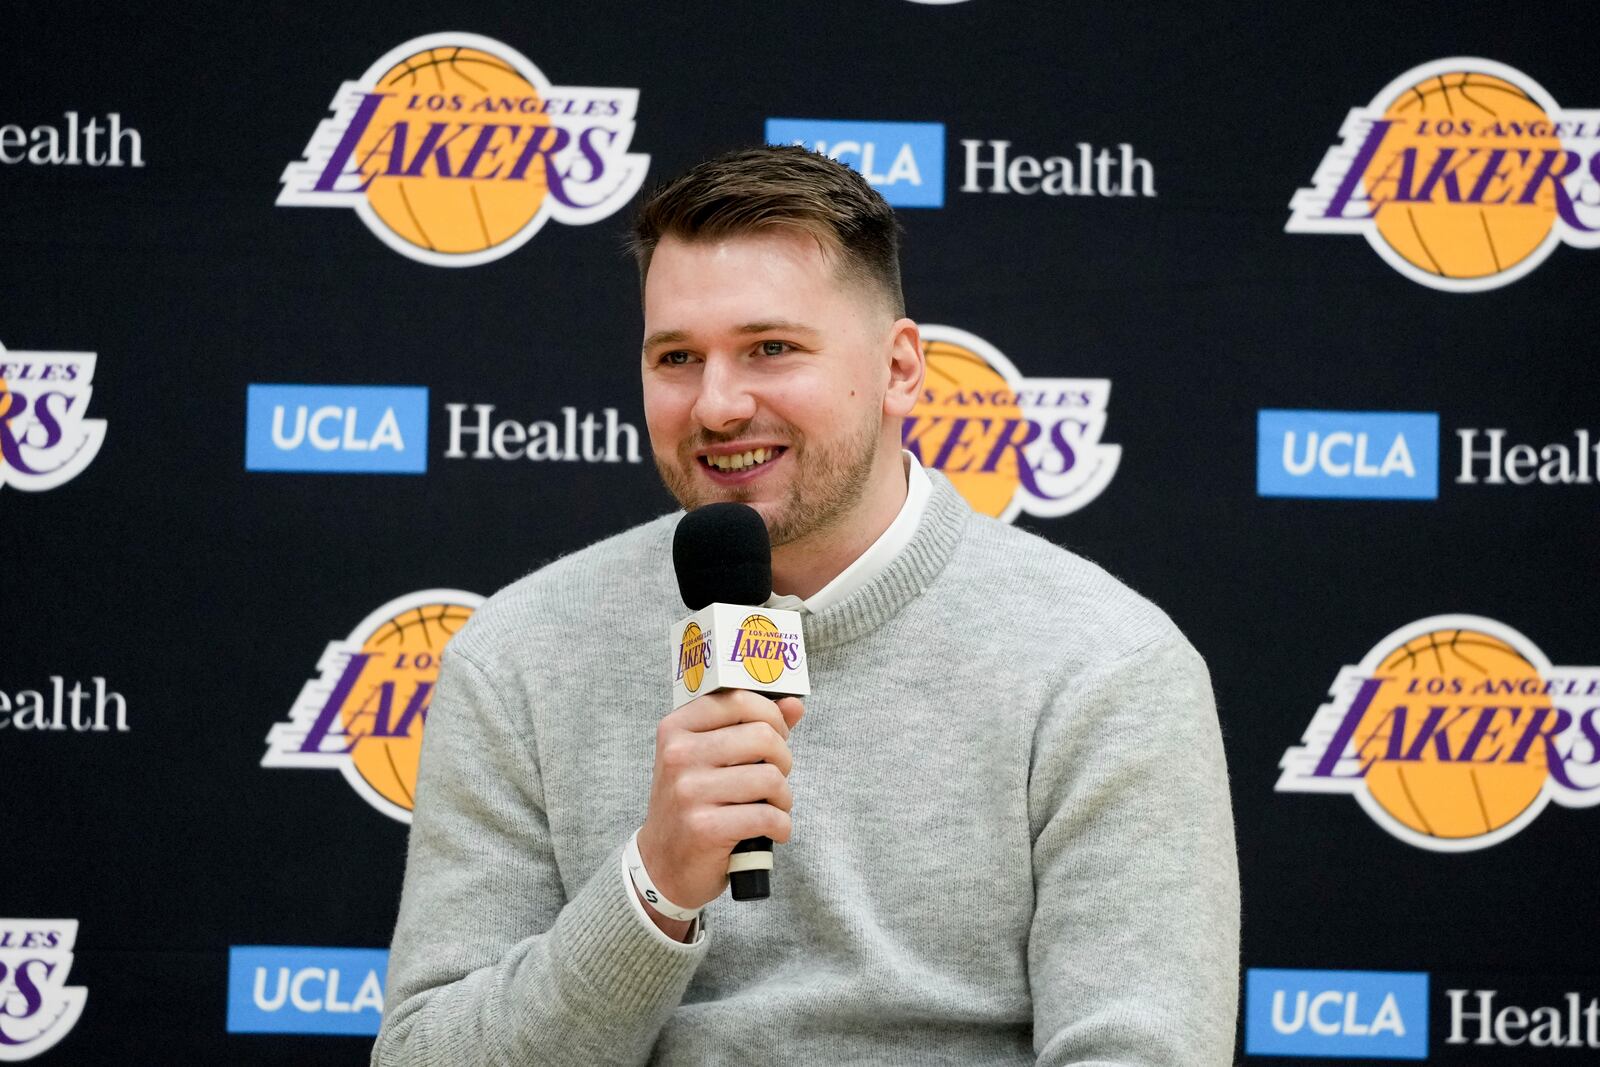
[799,470,970,652]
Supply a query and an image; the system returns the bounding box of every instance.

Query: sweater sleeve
[1027,634,1240,1066]
[371,643,709,1067]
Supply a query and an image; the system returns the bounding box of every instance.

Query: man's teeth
[706,447,776,472]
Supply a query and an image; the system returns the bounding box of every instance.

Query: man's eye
[660,351,693,366]
[759,341,790,357]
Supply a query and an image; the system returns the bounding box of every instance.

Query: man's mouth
[698,445,787,474]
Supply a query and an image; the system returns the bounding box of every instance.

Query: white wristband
[625,829,702,921]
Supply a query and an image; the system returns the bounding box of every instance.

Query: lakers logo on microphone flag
[670,604,809,709]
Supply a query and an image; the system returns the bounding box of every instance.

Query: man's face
[640,230,894,548]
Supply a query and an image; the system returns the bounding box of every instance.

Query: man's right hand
[635,690,805,925]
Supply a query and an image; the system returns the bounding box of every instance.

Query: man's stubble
[653,406,882,549]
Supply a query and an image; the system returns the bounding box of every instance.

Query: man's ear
[883,318,924,418]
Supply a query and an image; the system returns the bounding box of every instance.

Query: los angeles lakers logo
[1278,615,1600,851]
[676,621,709,693]
[278,33,649,267]
[263,589,482,822]
[728,615,801,686]
[1288,58,1600,291]
[0,919,88,1061]
[0,921,88,1062]
[908,326,1119,521]
[0,343,106,493]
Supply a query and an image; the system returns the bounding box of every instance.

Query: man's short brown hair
[628,144,905,317]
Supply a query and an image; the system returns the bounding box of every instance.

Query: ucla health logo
[227,946,386,1036]
[1258,410,1439,499]
[0,344,105,492]
[908,325,1118,521]
[1,678,128,733]
[263,590,481,822]
[1288,58,1600,290]
[0,112,143,168]
[766,119,944,207]
[1246,969,1428,1059]
[279,33,648,266]
[246,384,428,473]
[1278,615,1600,851]
[0,919,88,1061]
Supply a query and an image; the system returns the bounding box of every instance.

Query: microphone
[671,503,810,901]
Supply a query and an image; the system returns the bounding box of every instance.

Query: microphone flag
[669,604,810,710]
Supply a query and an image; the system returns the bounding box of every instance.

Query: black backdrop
[4,2,1597,1063]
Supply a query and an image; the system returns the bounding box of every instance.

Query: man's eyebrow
[642,320,821,350]
[734,319,819,336]
[643,329,689,349]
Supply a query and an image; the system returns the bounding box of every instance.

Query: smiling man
[373,146,1240,1067]
[637,160,922,605]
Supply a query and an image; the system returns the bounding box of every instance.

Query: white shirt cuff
[619,840,705,946]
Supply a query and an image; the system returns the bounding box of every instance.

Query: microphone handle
[728,687,783,901]
[729,837,772,901]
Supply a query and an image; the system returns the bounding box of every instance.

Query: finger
[674,689,787,739]
[704,803,792,847]
[775,696,805,732]
[698,721,793,775]
[687,764,793,810]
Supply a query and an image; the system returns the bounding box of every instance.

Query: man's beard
[654,410,882,548]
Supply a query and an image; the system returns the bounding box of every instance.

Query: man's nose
[690,355,758,431]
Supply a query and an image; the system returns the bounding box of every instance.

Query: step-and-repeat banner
[4,2,1595,1063]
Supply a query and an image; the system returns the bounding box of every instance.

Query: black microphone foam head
[673,502,772,609]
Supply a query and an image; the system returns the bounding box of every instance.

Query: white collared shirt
[765,450,932,615]
[626,450,933,945]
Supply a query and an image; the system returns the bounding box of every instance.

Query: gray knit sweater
[373,471,1240,1065]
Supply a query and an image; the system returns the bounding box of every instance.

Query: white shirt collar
[765,450,932,616]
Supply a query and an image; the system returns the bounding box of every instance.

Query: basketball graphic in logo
[1352,627,1548,839]
[342,600,477,814]
[355,47,555,257]
[1365,71,1561,283]
[738,615,786,685]
[679,621,707,693]
[263,589,483,822]
[919,338,1026,517]
[0,374,10,476]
